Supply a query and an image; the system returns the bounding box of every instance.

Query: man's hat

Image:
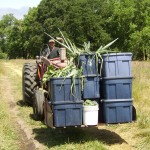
[49,39,55,43]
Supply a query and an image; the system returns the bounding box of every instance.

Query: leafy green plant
[0,52,7,59]
[44,29,119,76]
[42,60,82,83]
[43,29,119,94]
[42,59,82,97]
[45,29,118,57]
[83,99,98,106]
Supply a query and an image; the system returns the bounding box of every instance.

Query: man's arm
[41,46,50,57]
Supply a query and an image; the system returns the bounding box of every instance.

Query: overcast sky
[0,0,41,9]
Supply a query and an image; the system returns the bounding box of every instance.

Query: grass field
[0,59,150,150]
[132,61,150,149]
[0,61,19,150]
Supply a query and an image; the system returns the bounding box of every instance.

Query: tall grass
[132,61,150,149]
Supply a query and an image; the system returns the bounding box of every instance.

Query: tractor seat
[41,56,68,69]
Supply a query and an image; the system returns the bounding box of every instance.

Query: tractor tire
[33,88,44,121]
[22,63,38,106]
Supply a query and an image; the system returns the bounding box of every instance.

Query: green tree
[1,0,149,60]
[0,14,24,58]
[37,0,112,50]
[0,14,17,55]
[22,7,43,58]
[105,0,135,51]
[106,0,150,60]
[129,0,150,60]
[7,19,23,58]
[129,27,150,60]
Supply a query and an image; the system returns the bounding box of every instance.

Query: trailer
[22,39,135,128]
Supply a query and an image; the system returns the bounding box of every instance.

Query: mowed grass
[0,98,18,150]
[0,61,19,150]
[132,61,150,149]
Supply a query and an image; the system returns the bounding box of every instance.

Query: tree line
[0,0,150,60]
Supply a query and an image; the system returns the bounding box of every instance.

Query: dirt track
[0,60,138,150]
[1,61,44,150]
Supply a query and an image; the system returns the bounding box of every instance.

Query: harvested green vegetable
[44,29,119,76]
[42,62,82,83]
[83,99,98,106]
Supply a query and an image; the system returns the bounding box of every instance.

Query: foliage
[129,27,150,60]
[0,51,7,59]
[83,99,98,106]
[45,29,118,77]
[105,0,150,60]
[0,14,18,55]
[46,28,118,57]
[43,62,82,83]
[22,7,44,58]
[0,0,150,60]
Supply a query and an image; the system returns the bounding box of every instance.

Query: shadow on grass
[17,99,32,107]
[17,99,127,147]
[33,126,127,148]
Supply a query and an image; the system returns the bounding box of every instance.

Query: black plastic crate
[102,53,132,77]
[48,77,82,102]
[82,75,100,99]
[76,53,99,76]
[101,99,133,124]
[101,77,132,99]
[52,101,83,127]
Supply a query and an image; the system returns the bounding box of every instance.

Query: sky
[0,0,42,9]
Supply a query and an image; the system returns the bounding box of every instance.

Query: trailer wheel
[33,88,44,121]
[132,105,137,121]
[22,63,38,106]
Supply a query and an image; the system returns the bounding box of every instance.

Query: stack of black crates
[48,52,133,127]
[77,53,100,100]
[100,53,133,123]
[48,53,101,127]
[48,77,83,127]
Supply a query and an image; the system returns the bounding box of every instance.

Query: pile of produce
[43,29,118,82]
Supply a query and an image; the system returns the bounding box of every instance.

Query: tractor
[22,38,85,128]
[22,38,136,128]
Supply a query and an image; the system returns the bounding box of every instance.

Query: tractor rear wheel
[22,63,38,106]
[33,88,44,121]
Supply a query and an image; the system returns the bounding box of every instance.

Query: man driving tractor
[41,38,68,69]
[41,39,60,59]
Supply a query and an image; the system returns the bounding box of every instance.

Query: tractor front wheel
[33,88,44,121]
